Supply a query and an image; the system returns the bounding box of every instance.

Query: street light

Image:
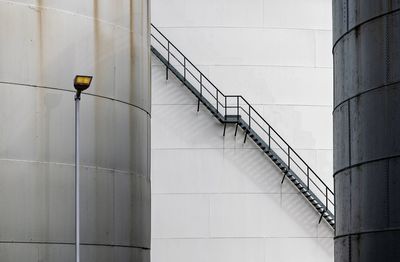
[74,75,92,262]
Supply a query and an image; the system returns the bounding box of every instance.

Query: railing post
[234,96,239,136]
[198,74,203,112]
[288,146,291,170]
[225,96,227,120]
[166,42,170,80]
[307,167,310,190]
[216,90,219,113]
[200,74,203,96]
[248,104,251,130]
[326,187,329,211]
[268,126,271,150]
[244,104,251,144]
[236,97,239,121]
[183,57,186,81]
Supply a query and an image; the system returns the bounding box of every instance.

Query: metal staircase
[150,24,335,229]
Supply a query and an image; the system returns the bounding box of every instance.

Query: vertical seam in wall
[386,160,390,226]
[349,234,352,261]
[385,15,390,228]
[348,100,351,167]
[348,98,352,260]
[346,0,349,30]
[385,15,390,84]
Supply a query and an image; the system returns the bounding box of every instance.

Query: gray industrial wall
[0,1,151,261]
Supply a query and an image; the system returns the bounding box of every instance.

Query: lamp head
[74,75,93,98]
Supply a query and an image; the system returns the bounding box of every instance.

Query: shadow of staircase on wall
[150,24,335,229]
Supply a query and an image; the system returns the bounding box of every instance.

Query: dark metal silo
[333,1,400,261]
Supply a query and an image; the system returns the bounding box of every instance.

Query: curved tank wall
[0,1,151,261]
[333,1,400,261]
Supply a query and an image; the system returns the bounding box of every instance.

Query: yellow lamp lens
[75,76,92,86]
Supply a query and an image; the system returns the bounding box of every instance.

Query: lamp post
[73,75,93,262]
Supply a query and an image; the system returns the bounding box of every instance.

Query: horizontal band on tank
[333,154,400,177]
[0,157,149,179]
[0,81,151,116]
[334,226,400,240]
[0,240,150,250]
[333,80,400,112]
[332,7,400,52]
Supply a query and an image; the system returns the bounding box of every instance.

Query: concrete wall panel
[151,1,334,261]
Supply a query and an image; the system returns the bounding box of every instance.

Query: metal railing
[150,24,334,220]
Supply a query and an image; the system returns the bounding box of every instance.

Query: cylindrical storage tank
[333,1,400,261]
[0,1,150,261]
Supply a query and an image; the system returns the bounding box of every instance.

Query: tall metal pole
[75,94,80,262]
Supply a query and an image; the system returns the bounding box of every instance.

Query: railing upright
[225,96,227,119]
[216,90,219,113]
[236,97,239,121]
[200,74,203,95]
[198,74,203,112]
[248,104,251,130]
[167,41,170,80]
[184,57,186,81]
[268,126,271,149]
[326,188,329,210]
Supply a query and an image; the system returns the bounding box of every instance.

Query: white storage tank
[0,0,151,261]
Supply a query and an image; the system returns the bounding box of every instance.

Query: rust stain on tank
[129,0,136,104]
[92,0,100,87]
[93,0,103,168]
[36,0,44,83]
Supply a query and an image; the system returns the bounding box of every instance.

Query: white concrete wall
[151,0,334,261]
